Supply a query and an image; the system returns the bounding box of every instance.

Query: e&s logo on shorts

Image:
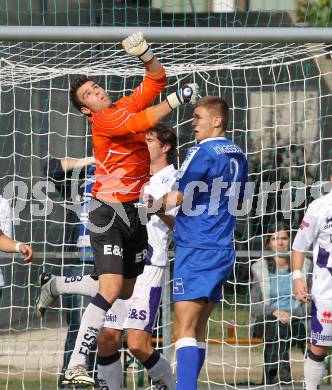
[103,244,123,257]
[173,278,184,294]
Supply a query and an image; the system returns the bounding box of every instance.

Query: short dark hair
[70,75,94,112]
[151,124,178,166]
[195,96,229,130]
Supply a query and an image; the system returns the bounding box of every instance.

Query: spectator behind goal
[251,223,312,385]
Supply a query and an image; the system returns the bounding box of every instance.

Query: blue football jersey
[173,137,248,249]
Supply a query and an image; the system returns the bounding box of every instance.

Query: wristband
[292,270,302,280]
[139,47,154,63]
[166,92,182,110]
[15,242,22,253]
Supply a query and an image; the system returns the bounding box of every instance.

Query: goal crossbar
[0,26,332,43]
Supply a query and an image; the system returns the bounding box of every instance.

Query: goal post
[0,27,332,389]
[0,26,332,42]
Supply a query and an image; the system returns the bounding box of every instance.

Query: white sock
[52,274,98,297]
[97,353,122,390]
[146,352,175,390]
[304,356,325,390]
[67,294,111,369]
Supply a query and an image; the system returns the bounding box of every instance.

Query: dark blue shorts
[173,246,235,303]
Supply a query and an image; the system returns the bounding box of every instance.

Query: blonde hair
[194,96,229,130]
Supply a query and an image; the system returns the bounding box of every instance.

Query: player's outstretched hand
[166,83,199,110]
[294,278,309,303]
[18,243,33,263]
[122,32,154,63]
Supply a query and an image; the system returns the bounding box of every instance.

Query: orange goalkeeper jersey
[90,67,167,203]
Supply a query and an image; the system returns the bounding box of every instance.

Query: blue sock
[176,338,200,390]
[197,342,206,378]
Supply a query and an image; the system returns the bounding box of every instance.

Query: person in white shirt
[35,124,177,390]
[0,195,12,289]
[292,166,332,390]
[0,195,12,238]
[0,229,32,262]
[0,195,32,262]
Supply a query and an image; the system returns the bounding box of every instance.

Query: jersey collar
[150,164,176,183]
[199,136,227,145]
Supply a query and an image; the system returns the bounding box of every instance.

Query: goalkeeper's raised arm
[121,31,199,118]
[115,82,199,136]
[69,30,199,137]
[122,31,161,72]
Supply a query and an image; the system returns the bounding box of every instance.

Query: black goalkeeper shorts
[88,198,147,279]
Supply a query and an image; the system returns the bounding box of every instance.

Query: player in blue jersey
[148,96,248,390]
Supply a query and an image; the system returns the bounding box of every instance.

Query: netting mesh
[0,0,332,387]
[0,41,330,85]
[0,37,332,389]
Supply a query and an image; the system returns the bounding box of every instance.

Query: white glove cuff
[166,92,182,110]
[292,270,303,280]
[139,47,154,63]
[15,242,22,253]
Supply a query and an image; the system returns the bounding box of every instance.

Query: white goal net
[0,40,331,389]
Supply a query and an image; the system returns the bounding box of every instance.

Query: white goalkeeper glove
[122,31,154,63]
[166,83,199,110]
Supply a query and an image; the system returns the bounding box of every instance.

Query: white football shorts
[311,298,332,346]
[104,265,165,333]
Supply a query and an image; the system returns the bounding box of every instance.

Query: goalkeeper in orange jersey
[63,31,198,387]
